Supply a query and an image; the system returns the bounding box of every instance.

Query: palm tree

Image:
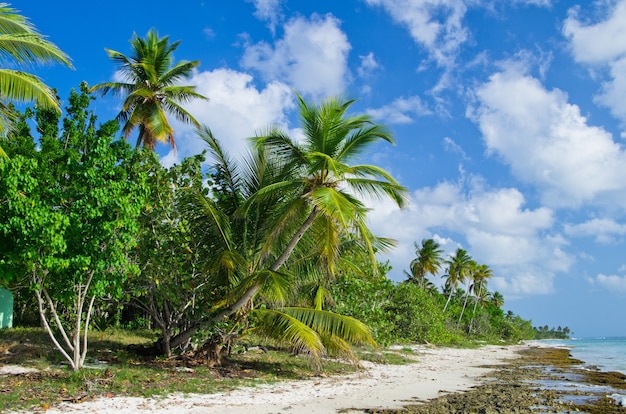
[457,259,478,325]
[90,29,206,150]
[0,3,72,156]
[166,95,407,357]
[442,248,472,313]
[490,291,504,308]
[468,263,492,332]
[406,238,443,288]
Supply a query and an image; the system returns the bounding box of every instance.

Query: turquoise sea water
[540,337,626,375]
[534,337,626,407]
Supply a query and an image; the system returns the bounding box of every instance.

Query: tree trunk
[165,207,320,354]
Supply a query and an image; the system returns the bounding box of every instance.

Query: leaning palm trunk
[457,284,471,326]
[468,281,482,334]
[443,289,453,313]
[166,208,320,353]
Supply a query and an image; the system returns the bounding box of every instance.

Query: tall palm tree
[406,238,443,288]
[457,259,478,325]
[0,3,72,156]
[90,29,207,150]
[442,248,472,313]
[468,263,492,332]
[166,95,407,355]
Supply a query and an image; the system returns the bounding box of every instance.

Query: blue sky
[17,0,626,337]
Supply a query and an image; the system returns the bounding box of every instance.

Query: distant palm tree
[457,259,478,325]
[0,3,72,156]
[406,238,443,288]
[468,263,492,332]
[490,291,504,308]
[442,248,472,313]
[90,29,207,150]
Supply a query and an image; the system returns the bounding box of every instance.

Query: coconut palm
[406,238,443,288]
[0,3,72,157]
[468,263,492,332]
[166,95,407,360]
[90,29,206,150]
[457,259,478,325]
[490,291,504,308]
[442,248,473,313]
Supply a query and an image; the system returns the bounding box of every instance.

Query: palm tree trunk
[443,289,453,313]
[458,284,470,325]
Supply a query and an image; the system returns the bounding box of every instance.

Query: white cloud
[563,1,626,64]
[163,68,294,165]
[357,52,380,78]
[246,0,285,33]
[565,218,626,243]
[366,180,567,295]
[367,95,432,124]
[594,273,626,294]
[563,1,626,125]
[470,62,626,208]
[240,13,351,99]
[364,0,469,68]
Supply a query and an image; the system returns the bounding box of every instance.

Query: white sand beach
[25,344,528,414]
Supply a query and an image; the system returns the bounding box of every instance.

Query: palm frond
[281,307,376,347]
[251,308,324,359]
[0,69,59,110]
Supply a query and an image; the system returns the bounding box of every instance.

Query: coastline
[12,342,626,413]
[34,344,521,414]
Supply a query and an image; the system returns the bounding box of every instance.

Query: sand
[24,343,526,414]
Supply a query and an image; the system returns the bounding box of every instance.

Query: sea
[535,336,626,407]
[538,336,626,375]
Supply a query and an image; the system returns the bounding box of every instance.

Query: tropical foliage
[0,11,546,373]
[0,84,146,370]
[0,2,72,156]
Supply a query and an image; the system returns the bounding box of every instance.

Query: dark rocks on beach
[363,346,626,414]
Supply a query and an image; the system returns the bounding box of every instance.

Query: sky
[16,0,626,337]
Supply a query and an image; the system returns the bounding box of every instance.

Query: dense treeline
[533,325,572,339]
[0,9,543,372]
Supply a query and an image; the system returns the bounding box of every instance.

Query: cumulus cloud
[240,13,351,99]
[565,218,626,244]
[469,61,626,208]
[593,273,626,294]
[364,0,469,69]
[162,68,294,166]
[367,95,432,124]
[563,1,626,125]
[366,180,567,295]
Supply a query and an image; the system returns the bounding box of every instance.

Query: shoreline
[33,344,522,414]
[10,342,626,413]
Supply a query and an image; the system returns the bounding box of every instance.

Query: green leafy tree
[0,84,146,370]
[126,151,216,356]
[90,29,206,150]
[0,2,72,156]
